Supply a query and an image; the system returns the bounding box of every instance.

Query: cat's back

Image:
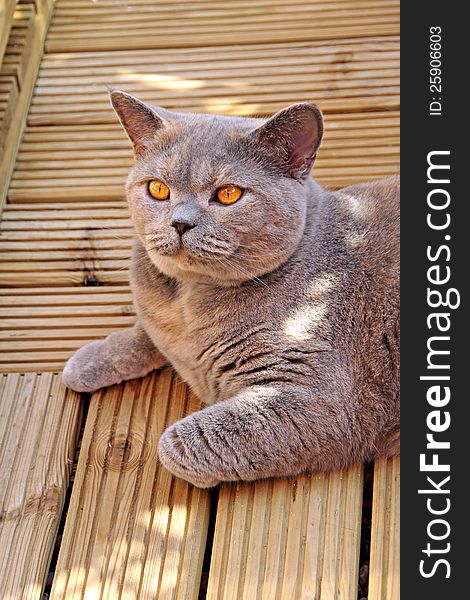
[297,175,400,383]
[305,175,399,292]
[319,175,400,395]
[334,175,399,267]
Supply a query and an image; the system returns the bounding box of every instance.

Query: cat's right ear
[249,103,323,181]
[109,91,166,155]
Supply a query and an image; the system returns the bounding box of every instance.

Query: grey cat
[63,91,400,488]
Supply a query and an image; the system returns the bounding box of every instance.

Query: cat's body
[63,93,399,487]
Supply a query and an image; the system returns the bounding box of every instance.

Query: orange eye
[148,180,170,200]
[216,185,243,205]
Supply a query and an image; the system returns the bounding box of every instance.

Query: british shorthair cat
[63,91,399,488]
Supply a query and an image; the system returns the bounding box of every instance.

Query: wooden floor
[0,1,400,598]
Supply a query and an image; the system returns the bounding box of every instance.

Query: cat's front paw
[62,340,123,393]
[158,415,224,488]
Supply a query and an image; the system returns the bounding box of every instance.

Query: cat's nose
[170,202,199,236]
[171,220,196,236]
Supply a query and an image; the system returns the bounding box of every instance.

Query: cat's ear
[250,103,323,180]
[109,90,167,155]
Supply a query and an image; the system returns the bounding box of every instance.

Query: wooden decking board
[368,457,400,600]
[34,61,399,89]
[45,25,399,55]
[49,369,211,600]
[0,6,32,155]
[37,38,398,71]
[0,372,82,600]
[50,1,398,24]
[207,465,364,599]
[0,1,18,67]
[27,36,399,127]
[0,281,136,372]
[1,4,37,89]
[0,0,55,210]
[49,14,399,35]
[44,0,399,54]
[0,201,132,288]
[0,0,400,596]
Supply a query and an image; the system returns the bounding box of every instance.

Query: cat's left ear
[109,90,167,155]
[250,103,323,181]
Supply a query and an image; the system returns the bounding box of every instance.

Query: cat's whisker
[203,237,233,251]
[235,251,282,260]
[194,247,232,259]
[91,226,134,244]
[213,255,269,288]
[111,248,158,273]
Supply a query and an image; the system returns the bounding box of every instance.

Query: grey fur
[63,91,400,488]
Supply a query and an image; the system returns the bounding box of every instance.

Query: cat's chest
[138,282,248,400]
[139,286,199,352]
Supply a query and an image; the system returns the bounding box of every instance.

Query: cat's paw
[158,415,224,488]
[62,339,124,393]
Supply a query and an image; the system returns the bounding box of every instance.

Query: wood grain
[44,0,399,53]
[368,457,400,600]
[0,0,55,210]
[0,0,17,66]
[1,0,400,596]
[50,369,211,600]
[0,372,82,599]
[207,464,364,599]
[0,286,135,372]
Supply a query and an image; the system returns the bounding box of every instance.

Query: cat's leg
[158,383,361,488]
[62,324,168,393]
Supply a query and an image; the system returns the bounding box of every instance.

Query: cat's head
[111,91,323,285]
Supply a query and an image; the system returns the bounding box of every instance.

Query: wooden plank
[37,39,399,74]
[0,303,134,317]
[0,228,131,240]
[50,369,211,600]
[0,284,131,295]
[368,457,400,600]
[49,0,392,10]
[0,315,135,329]
[1,4,37,89]
[0,270,129,287]
[0,290,132,305]
[0,372,82,599]
[0,240,132,251]
[1,206,129,219]
[45,21,399,54]
[49,14,399,37]
[207,464,364,599]
[49,2,398,29]
[0,327,123,340]
[0,362,73,373]
[0,0,55,212]
[44,1,400,48]
[0,230,132,280]
[0,0,17,66]
[0,216,132,229]
[32,71,399,99]
[25,35,399,127]
[7,187,128,202]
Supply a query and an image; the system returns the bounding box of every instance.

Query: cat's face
[111,92,323,284]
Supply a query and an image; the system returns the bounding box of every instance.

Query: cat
[63,91,400,488]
